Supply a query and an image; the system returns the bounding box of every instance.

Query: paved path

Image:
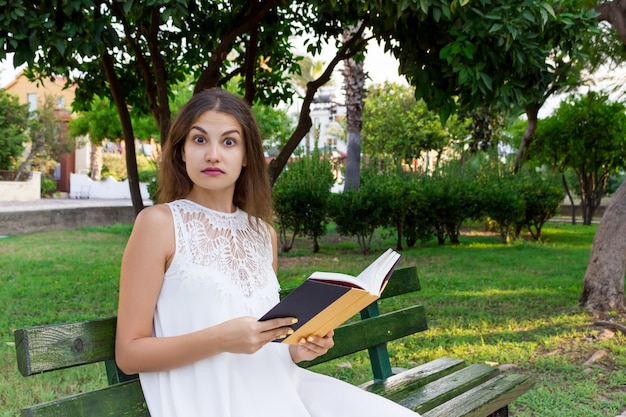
[0,198,151,212]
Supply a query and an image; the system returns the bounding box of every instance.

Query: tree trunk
[562,174,576,225]
[595,1,626,45]
[580,179,626,315]
[513,104,539,173]
[581,0,626,315]
[90,145,103,181]
[102,52,144,215]
[344,130,361,190]
[342,25,366,191]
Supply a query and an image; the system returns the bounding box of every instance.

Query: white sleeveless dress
[139,199,418,417]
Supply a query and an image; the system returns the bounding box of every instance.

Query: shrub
[272,152,335,253]
[369,167,427,250]
[329,171,388,253]
[513,167,563,240]
[101,152,158,183]
[477,164,526,244]
[419,161,481,245]
[40,174,57,197]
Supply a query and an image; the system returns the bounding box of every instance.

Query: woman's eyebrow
[190,125,208,134]
[221,129,241,136]
[189,126,240,136]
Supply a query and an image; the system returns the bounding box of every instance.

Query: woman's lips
[202,168,224,176]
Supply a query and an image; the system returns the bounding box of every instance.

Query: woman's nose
[205,143,221,162]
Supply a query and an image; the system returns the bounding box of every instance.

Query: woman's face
[182,110,247,198]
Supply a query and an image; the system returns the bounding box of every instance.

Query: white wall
[0,172,41,202]
[75,136,91,175]
[70,173,149,200]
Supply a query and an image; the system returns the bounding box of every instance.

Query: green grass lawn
[1,222,625,416]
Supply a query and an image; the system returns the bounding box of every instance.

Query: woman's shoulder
[134,203,173,229]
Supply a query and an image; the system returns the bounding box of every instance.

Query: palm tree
[342,26,366,191]
[290,56,326,155]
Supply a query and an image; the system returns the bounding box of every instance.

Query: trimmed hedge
[273,158,563,251]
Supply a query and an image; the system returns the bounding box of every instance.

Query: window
[27,93,37,112]
[56,96,65,108]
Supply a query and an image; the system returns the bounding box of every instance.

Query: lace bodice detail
[165,199,279,306]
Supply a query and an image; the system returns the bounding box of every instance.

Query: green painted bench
[14,266,535,417]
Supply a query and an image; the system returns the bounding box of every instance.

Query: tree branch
[194,0,279,94]
[595,0,626,45]
[268,22,369,184]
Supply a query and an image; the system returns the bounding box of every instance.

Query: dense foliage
[272,152,336,253]
[0,89,28,171]
[531,91,626,225]
[328,170,389,252]
[274,155,564,252]
[362,83,466,170]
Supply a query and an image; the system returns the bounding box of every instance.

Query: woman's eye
[224,138,236,146]
[193,135,206,143]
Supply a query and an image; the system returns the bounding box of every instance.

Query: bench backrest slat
[300,304,427,367]
[380,266,420,299]
[22,380,148,417]
[15,317,117,376]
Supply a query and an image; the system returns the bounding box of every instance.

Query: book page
[308,249,401,295]
[308,271,363,289]
[355,249,402,294]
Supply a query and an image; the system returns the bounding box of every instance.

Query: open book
[259,248,402,344]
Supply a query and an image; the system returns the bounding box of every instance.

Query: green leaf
[433,6,441,22]
[419,0,429,14]
[522,10,534,23]
[479,72,492,90]
[461,44,473,59]
[540,2,556,19]
[55,38,66,55]
[489,23,504,33]
[123,0,133,14]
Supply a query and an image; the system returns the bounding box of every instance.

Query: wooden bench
[14,266,535,417]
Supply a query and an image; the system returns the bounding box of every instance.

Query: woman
[115,88,418,416]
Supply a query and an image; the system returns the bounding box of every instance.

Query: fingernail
[307,336,314,342]
[299,338,306,344]
[287,329,294,335]
[278,334,286,339]
[291,318,298,324]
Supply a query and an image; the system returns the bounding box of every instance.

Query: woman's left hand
[289,331,335,363]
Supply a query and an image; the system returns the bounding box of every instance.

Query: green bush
[329,172,387,253]
[273,152,335,253]
[476,163,526,244]
[368,167,428,250]
[101,152,158,183]
[420,161,481,245]
[40,174,57,197]
[402,177,434,248]
[513,167,563,240]
[147,175,159,203]
[101,153,126,180]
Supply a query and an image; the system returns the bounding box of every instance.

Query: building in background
[2,71,90,194]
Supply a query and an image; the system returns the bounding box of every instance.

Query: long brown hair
[157,88,273,224]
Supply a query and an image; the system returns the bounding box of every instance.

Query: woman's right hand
[214,316,297,354]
